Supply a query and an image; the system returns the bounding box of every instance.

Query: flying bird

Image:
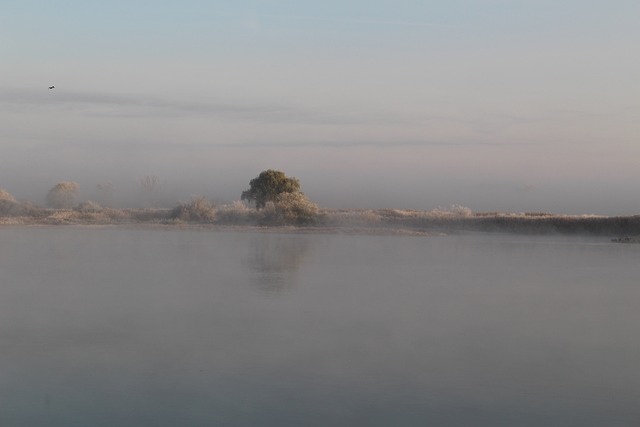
[48,86,55,89]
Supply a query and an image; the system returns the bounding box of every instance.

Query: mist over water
[2,228,639,426]
[4,3,640,424]
[3,2,640,215]
[2,141,639,215]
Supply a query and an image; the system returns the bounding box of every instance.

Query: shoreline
[2,208,639,240]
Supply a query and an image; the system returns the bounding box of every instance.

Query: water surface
[1,228,639,426]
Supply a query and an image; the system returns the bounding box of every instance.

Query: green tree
[241,170,301,209]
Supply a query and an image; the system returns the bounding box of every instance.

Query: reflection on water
[1,229,640,426]
[243,235,310,294]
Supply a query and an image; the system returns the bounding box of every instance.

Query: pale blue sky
[1,1,639,213]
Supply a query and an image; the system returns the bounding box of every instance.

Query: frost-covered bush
[47,182,80,209]
[75,200,102,212]
[0,188,16,203]
[448,204,473,217]
[0,188,20,215]
[171,196,216,222]
[215,200,255,224]
[260,192,319,225]
[429,204,474,218]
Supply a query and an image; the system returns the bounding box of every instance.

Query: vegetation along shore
[2,170,639,239]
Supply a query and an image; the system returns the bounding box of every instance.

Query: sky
[1,0,639,213]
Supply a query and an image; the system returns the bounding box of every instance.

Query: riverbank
[2,206,640,238]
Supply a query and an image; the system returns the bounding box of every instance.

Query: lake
[1,227,639,426]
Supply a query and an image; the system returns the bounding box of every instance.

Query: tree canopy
[241,170,301,209]
[0,188,19,215]
[46,181,80,209]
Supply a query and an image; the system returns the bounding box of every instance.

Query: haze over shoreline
[2,200,639,238]
[3,2,640,216]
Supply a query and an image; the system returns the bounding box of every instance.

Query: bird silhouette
[48,86,55,89]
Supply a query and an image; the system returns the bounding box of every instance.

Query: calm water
[1,227,639,426]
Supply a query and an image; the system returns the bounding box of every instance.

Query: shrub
[47,182,80,209]
[429,204,474,218]
[0,188,16,203]
[0,188,20,216]
[171,196,216,222]
[75,200,102,212]
[260,192,319,225]
[215,200,255,225]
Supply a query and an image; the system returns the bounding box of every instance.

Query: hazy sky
[1,1,639,213]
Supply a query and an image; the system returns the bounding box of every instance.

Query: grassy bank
[2,200,639,238]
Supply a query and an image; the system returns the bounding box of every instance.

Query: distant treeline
[2,172,639,237]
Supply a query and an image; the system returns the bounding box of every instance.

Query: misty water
[1,227,639,426]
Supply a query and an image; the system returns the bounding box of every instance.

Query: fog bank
[1,138,638,215]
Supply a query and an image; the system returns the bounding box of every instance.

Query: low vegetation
[1,172,639,238]
[171,196,216,222]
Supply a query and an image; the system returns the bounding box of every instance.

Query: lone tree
[47,181,80,209]
[241,170,301,209]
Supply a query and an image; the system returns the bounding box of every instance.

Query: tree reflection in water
[243,234,311,295]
